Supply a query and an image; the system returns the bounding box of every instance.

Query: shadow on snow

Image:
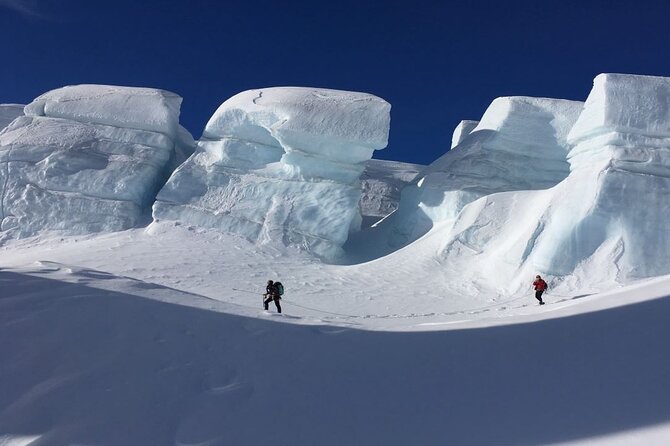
[0,271,669,445]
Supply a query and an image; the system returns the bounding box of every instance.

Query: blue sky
[1,0,669,165]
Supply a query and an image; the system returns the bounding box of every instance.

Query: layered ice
[0,85,194,237]
[24,85,183,139]
[0,104,24,132]
[359,159,424,227]
[450,120,479,149]
[527,73,670,278]
[372,96,583,251]
[153,87,391,258]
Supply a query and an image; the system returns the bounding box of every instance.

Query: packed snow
[0,85,194,238]
[154,87,391,259]
[1,225,670,445]
[2,73,670,445]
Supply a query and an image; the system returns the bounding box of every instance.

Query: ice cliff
[153,87,391,258]
[0,85,194,237]
[530,73,670,278]
[432,73,670,291]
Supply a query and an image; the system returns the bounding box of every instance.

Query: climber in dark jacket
[263,280,282,313]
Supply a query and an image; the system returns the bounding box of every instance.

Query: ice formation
[153,87,391,258]
[372,96,584,250]
[358,159,424,227]
[450,120,479,148]
[529,73,670,278]
[0,104,24,132]
[0,85,194,237]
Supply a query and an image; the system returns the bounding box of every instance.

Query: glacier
[363,96,584,253]
[153,87,391,258]
[0,85,194,238]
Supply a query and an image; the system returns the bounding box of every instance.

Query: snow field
[1,241,670,445]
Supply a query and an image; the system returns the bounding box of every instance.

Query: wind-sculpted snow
[154,87,391,258]
[0,104,24,132]
[0,85,194,237]
[363,96,583,254]
[450,119,479,148]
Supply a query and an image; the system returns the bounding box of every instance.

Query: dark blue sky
[1,0,669,165]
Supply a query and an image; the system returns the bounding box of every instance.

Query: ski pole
[232,288,261,294]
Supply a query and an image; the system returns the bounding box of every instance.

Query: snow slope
[1,228,670,445]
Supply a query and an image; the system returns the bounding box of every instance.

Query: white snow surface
[357,96,584,255]
[2,73,670,444]
[0,85,194,238]
[154,87,391,259]
[450,119,479,148]
[0,104,24,132]
[1,225,670,445]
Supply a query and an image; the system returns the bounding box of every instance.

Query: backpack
[275,282,284,296]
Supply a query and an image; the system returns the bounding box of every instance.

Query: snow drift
[364,96,584,253]
[153,87,391,258]
[0,85,194,237]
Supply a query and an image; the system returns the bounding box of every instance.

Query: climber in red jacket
[533,275,547,305]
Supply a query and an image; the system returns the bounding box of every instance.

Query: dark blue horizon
[2,0,669,165]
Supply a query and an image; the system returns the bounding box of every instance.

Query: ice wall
[375,96,583,250]
[450,120,479,148]
[153,87,391,258]
[529,73,670,278]
[0,104,24,132]
[0,85,194,237]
